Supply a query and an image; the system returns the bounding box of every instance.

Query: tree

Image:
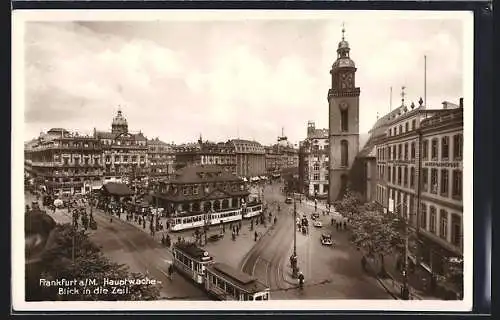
[26,223,160,301]
[332,188,363,215]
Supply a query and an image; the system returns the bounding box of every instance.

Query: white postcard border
[12,9,474,312]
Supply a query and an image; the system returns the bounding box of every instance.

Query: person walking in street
[254,231,258,242]
[167,263,174,280]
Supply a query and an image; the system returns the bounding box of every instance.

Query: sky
[22,11,467,146]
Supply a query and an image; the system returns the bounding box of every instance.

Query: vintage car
[313,220,323,228]
[310,213,320,220]
[320,234,333,246]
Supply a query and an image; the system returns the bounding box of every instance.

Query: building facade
[148,137,175,181]
[373,97,464,282]
[228,139,266,178]
[153,165,250,216]
[175,137,237,175]
[299,121,330,198]
[95,110,149,183]
[25,128,103,195]
[265,145,299,176]
[328,27,360,203]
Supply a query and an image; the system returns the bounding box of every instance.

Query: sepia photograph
[12,10,473,311]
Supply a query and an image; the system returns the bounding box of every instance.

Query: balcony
[32,144,102,151]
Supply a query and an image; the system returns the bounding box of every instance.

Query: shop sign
[423,162,461,168]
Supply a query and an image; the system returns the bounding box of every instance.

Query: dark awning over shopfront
[101,182,134,197]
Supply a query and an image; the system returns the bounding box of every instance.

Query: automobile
[311,213,320,220]
[320,234,333,246]
[208,234,224,242]
[285,197,293,204]
[313,220,323,228]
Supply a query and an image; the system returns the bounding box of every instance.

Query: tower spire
[341,22,346,41]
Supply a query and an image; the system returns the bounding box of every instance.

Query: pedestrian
[254,231,258,242]
[168,264,174,280]
[236,226,240,236]
[331,218,334,226]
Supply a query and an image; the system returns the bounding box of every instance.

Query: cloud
[22,17,466,146]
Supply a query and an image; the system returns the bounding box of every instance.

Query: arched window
[340,140,349,167]
[341,109,348,132]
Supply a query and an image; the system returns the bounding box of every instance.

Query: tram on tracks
[171,243,271,301]
[205,262,270,301]
[242,202,263,219]
[172,242,214,285]
[168,208,243,232]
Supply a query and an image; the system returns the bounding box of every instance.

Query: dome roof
[112,110,128,126]
[332,57,355,69]
[338,40,349,50]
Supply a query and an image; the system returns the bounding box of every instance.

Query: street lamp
[290,183,300,279]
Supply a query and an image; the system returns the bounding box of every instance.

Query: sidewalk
[362,244,440,300]
[25,192,73,225]
[94,204,275,270]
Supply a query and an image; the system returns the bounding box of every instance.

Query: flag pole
[390,86,393,112]
[424,55,427,108]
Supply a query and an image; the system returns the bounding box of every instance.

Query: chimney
[459,97,464,108]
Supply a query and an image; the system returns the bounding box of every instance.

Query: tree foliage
[26,223,160,301]
[348,208,405,257]
[334,191,404,257]
[332,188,363,215]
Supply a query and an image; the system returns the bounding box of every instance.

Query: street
[26,182,392,300]
[26,192,209,300]
[241,187,393,300]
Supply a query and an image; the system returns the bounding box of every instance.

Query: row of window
[422,168,462,199]
[311,173,329,181]
[422,134,463,160]
[312,162,329,171]
[420,204,462,247]
[312,183,329,194]
[378,134,463,162]
[384,166,462,200]
[106,155,146,162]
[102,140,147,146]
[388,119,417,137]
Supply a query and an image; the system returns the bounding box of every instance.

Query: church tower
[328,25,360,202]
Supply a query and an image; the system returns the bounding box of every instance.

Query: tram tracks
[240,205,295,291]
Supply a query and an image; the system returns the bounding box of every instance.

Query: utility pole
[291,193,298,278]
[399,202,410,300]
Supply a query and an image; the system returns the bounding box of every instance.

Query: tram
[168,208,243,232]
[171,242,271,301]
[242,202,263,219]
[172,243,214,285]
[205,262,270,301]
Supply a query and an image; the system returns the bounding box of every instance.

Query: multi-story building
[148,137,175,181]
[174,136,236,175]
[152,164,250,216]
[370,96,464,286]
[328,27,360,203]
[299,121,330,198]
[228,139,266,178]
[94,110,149,183]
[265,144,299,176]
[25,128,103,195]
